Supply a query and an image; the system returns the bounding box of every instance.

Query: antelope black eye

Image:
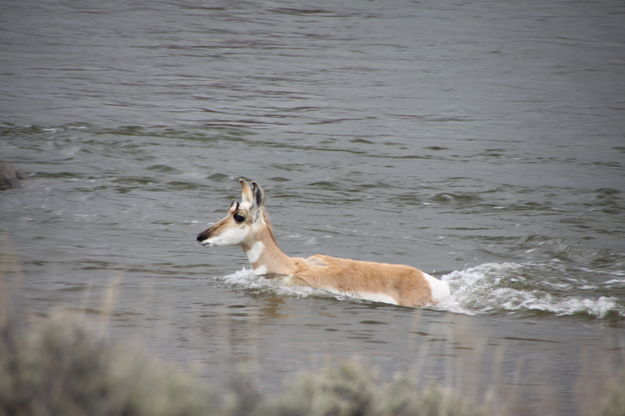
[233,213,246,223]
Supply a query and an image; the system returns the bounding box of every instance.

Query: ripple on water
[441,263,625,321]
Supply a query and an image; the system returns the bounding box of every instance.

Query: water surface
[1,1,625,415]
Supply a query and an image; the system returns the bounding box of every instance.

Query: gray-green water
[1,1,624,415]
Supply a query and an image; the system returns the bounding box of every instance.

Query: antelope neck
[242,227,295,276]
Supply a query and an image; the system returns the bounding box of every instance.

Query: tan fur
[293,255,433,307]
[197,179,442,308]
[241,221,433,307]
[242,221,295,277]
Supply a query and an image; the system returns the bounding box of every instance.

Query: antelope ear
[251,181,265,207]
[239,178,254,206]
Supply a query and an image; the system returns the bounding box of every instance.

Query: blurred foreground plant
[2,315,621,416]
[0,317,215,416]
[0,315,492,416]
[262,360,490,416]
[595,372,625,416]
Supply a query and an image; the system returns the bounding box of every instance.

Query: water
[1,0,625,414]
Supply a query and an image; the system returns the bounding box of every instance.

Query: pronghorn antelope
[196,179,450,308]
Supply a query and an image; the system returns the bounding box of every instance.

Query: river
[1,1,624,415]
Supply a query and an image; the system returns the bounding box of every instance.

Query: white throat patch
[246,241,264,264]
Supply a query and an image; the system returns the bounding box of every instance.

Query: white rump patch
[424,273,451,303]
[246,241,264,263]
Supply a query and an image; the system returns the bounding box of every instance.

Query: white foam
[217,268,325,299]
[495,290,618,318]
[253,265,268,275]
[216,270,398,306]
[440,263,625,319]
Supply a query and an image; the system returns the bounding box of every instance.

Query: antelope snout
[196,231,212,245]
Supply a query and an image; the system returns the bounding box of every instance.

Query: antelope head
[196,178,266,248]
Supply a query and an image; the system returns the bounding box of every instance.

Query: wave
[441,263,625,320]
[214,263,625,320]
[216,268,328,299]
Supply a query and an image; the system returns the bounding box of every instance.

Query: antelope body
[196,179,450,308]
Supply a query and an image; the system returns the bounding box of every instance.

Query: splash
[217,268,327,299]
[441,263,625,320]
[213,265,625,320]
